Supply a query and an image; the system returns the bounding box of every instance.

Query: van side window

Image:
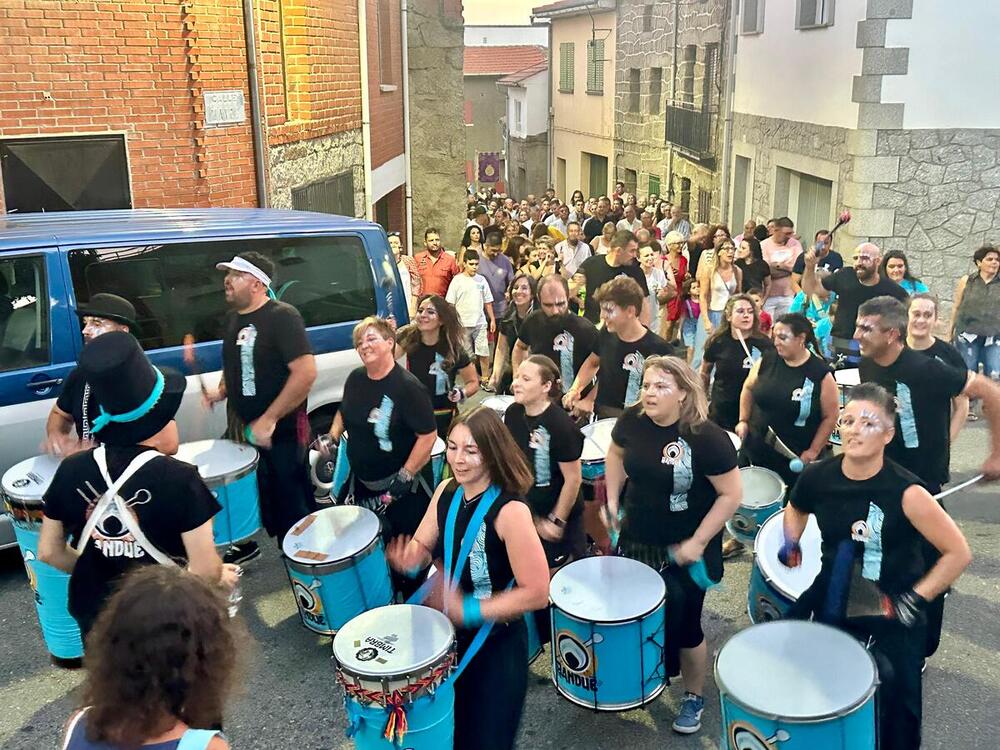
[0,256,50,373]
[68,236,377,350]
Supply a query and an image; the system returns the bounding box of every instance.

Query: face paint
[641,379,675,394]
[839,408,888,434]
[600,304,619,320]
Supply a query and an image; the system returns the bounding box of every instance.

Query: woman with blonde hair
[603,356,741,736]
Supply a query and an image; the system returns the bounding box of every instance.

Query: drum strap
[75,447,176,567]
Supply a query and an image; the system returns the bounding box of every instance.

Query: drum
[549,556,666,711]
[431,436,446,486]
[482,394,515,418]
[830,369,860,446]
[716,620,877,749]
[282,506,394,635]
[1,455,84,665]
[727,466,786,545]
[334,604,456,749]
[748,511,822,623]
[526,610,543,665]
[174,440,261,547]
[580,418,616,484]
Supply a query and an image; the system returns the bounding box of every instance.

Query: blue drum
[282,506,393,635]
[334,605,456,749]
[1,455,84,665]
[580,418,615,484]
[716,621,877,749]
[549,556,666,711]
[748,510,822,623]
[829,369,860,446]
[175,440,261,547]
[727,466,785,545]
[526,610,543,665]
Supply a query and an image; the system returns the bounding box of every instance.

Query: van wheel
[308,405,338,444]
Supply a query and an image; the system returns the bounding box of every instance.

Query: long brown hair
[79,566,242,749]
[449,406,533,497]
[706,293,764,349]
[396,294,466,370]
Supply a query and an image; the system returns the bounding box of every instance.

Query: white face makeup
[355,328,392,364]
[640,369,684,417]
[446,425,487,482]
[82,316,123,342]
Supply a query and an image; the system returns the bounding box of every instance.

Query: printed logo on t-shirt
[429,353,449,396]
[662,439,693,512]
[469,524,491,598]
[742,346,762,370]
[553,331,575,386]
[530,426,552,487]
[236,325,258,397]
[792,379,815,427]
[368,395,395,452]
[851,502,885,582]
[623,351,645,405]
[82,486,153,560]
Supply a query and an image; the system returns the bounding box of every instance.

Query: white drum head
[333,604,455,678]
[1,454,61,504]
[835,368,860,386]
[754,511,822,601]
[283,506,381,565]
[739,466,786,509]
[175,439,258,481]
[431,436,446,458]
[716,621,877,720]
[550,556,665,622]
[482,395,514,415]
[581,418,616,463]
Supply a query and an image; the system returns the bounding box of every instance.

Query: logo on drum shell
[22,549,40,604]
[554,630,601,691]
[753,595,783,623]
[728,721,790,749]
[12,478,30,488]
[355,647,378,662]
[292,579,326,626]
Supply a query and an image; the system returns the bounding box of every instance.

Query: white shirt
[557,239,593,276]
[617,218,642,233]
[546,217,569,237]
[446,272,494,328]
[644,267,669,334]
[397,260,413,313]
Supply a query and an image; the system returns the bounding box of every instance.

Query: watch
[547,513,566,528]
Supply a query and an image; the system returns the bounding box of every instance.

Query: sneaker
[722,538,745,559]
[223,540,261,566]
[672,693,704,734]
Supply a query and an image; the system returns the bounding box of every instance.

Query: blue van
[0,208,407,549]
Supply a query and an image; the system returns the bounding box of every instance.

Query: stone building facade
[614,0,727,221]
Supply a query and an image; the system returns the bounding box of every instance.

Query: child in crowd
[748,288,773,335]
[678,277,701,364]
[446,249,496,377]
[569,270,587,317]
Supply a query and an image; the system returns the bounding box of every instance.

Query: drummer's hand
[799,447,820,464]
[442,587,471,627]
[572,398,594,419]
[734,420,749,440]
[385,535,413,573]
[980,453,1000,482]
[600,504,621,533]
[248,415,276,449]
[562,389,579,411]
[202,388,225,410]
[42,432,85,457]
[672,538,705,567]
[219,563,242,592]
[536,517,564,542]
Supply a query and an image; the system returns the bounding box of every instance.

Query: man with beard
[205,252,317,564]
[555,221,592,277]
[801,241,906,363]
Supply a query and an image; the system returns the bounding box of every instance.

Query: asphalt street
[1,421,998,749]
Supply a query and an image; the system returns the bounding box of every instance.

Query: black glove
[887,589,927,628]
[448,386,466,404]
[387,468,415,499]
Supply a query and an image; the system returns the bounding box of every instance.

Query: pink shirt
[761,236,803,298]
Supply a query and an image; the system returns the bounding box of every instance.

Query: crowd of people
[25,181,1000,750]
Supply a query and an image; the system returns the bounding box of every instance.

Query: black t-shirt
[611,407,737,557]
[859,348,968,485]
[55,367,99,442]
[704,333,773,430]
[912,338,968,371]
[822,269,907,339]
[517,311,599,384]
[504,401,584,518]
[735,258,771,293]
[43,446,220,629]
[499,304,533,352]
[578,255,650,323]
[340,364,436,482]
[790,455,927,615]
[749,350,830,454]
[594,328,674,410]
[793,250,844,276]
[222,300,312,436]
[582,215,608,244]
[433,480,521,606]
[405,341,472,411]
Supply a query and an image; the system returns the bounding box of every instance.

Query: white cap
[216,256,272,287]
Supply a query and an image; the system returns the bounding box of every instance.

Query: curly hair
[80,566,241,749]
[396,294,467,371]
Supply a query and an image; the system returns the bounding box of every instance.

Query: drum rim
[334,605,457,681]
[549,557,667,623]
[738,466,786,508]
[752,511,821,601]
[1,455,62,502]
[282,506,383,564]
[551,673,667,712]
[714,621,879,722]
[174,440,260,487]
[283,534,384,575]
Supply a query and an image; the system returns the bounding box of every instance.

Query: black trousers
[454,619,529,750]
[920,483,946,659]
[256,436,316,545]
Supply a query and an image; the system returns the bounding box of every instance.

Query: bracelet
[547,513,567,528]
[462,595,484,628]
[403,565,423,579]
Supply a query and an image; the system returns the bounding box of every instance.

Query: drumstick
[734,328,752,360]
[183,333,208,395]
[933,474,984,501]
[766,426,804,473]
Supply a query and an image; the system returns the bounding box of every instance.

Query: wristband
[403,565,423,580]
[462,595,484,628]
[547,513,567,528]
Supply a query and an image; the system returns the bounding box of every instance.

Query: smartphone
[815,239,826,253]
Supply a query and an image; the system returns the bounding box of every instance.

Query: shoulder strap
[177,729,221,750]
[61,708,89,750]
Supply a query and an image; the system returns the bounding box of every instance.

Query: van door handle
[26,378,64,390]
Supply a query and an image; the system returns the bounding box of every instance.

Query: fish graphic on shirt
[368,396,395,452]
[662,438,692,511]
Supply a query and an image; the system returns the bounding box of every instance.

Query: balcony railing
[665,104,714,161]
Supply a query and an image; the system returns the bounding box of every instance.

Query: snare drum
[334,604,457,749]
[1,455,84,665]
[549,556,666,711]
[727,466,786,545]
[830,369,860,446]
[482,395,515,418]
[748,511,822,623]
[716,621,877,749]
[580,418,616,484]
[282,506,394,635]
[174,440,261,547]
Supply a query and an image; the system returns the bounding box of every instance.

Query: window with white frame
[796,0,834,29]
[740,0,764,35]
[514,99,523,131]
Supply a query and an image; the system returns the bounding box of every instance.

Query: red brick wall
[366,0,403,169]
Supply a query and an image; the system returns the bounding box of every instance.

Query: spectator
[736,236,771,295]
[478,230,516,319]
[592,221,616,255]
[760,217,803,319]
[639,244,673,335]
[489,273,537,393]
[663,204,691,239]
[459,225,485,265]
[733,218,757,247]
[792,229,842,290]
[950,244,1000,390]
[641,208,662,240]
[880,250,928,295]
[546,203,571,240]
[577,229,651,325]
[616,204,642,233]
[693,237,741,369]
[747,288,773,336]
[662,230,690,341]
[687,223,712,273]
[445,250,496,377]
[556,221,593,277]
[414,227,459,297]
[678,277,702,363]
[61,566,238,750]
[582,196,612,244]
[389,232,421,318]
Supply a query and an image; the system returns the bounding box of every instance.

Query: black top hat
[77,331,186,445]
[76,293,139,334]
